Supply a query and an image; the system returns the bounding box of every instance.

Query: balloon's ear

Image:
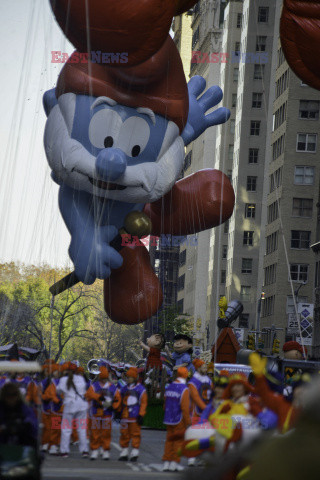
[43,89,58,117]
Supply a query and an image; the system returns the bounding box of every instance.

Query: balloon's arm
[144,169,235,236]
[43,89,59,117]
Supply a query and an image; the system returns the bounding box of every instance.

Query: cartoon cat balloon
[44,0,235,324]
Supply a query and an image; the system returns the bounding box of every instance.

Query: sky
[0,0,74,268]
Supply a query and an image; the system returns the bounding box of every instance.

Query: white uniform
[57,375,89,454]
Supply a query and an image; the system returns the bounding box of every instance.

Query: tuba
[87,358,110,375]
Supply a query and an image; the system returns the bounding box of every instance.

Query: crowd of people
[0,336,318,479]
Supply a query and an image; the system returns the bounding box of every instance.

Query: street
[42,423,188,479]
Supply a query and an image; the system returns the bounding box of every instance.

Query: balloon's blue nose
[95,148,127,181]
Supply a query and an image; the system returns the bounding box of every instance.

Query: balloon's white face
[44,93,185,203]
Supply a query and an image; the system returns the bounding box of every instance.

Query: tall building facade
[205,0,278,344]
[262,41,320,352]
[176,0,227,349]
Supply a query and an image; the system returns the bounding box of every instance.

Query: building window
[221,270,226,284]
[264,264,277,285]
[299,100,319,119]
[252,93,262,108]
[243,231,254,246]
[178,274,185,291]
[250,121,260,136]
[270,167,283,192]
[256,35,267,52]
[237,13,242,28]
[247,176,257,192]
[258,6,269,23]
[254,64,265,80]
[294,166,315,185]
[177,299,184,313]
[222,245,228,259]
[290,264,309,283]
[239,314,249,328]
[228,144,234,161]
[272,134,286,160]
[192,27,199,49]
[266,231,278,254]
[245,203,256,218]
[286,295,308,314]
[184,151,192,171]
[233,67,239,82]
[267,201,279,223]
[240,286,251,302]
[262,296,274,317]
[315,261,320,288]
[224,220,229,234]
[235,41,241,54]
[291,230,311,249]
[249,148,259,164]
[292,198,313,217]
[232,94,237,108]
[230,119,235,134]
[242,258,253,274]
[296,133,317,152]
[179,249,186,266]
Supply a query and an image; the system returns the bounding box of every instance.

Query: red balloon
[50,0,199,67]
[104,244,163,325]
[280,0,320,90]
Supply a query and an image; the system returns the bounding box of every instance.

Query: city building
[262,32,320,354]
[176,0,228,351]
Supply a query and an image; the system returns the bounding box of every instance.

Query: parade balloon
[280,0,320,91]
[45,0,234,325]
[49,0,200,67]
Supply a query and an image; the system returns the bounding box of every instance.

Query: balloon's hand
[249,353,267,377]
[69,225,123,285]
[181,76,230,146]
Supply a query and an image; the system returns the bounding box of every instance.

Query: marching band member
[86,366,121,460]
[118,367,147,462]
[57,362,89,458]
[162,366,191,472]
[188,359,213,420]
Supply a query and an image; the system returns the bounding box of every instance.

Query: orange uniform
[163,379,191,463]
[86,381,121,451]
[119,383,147,449]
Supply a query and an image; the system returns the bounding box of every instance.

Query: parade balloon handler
[45,5,234,326]
[56,362,89,458]
[85,366,121,460]
[249,353,311,434]
[118,367,147,462]
[0,382,38,449]
[41,361,56,453]
[162,366,191,472]
[189,359,213,417]
[140,333,166,371]
[41,363,64,455]
[165,334,195,374]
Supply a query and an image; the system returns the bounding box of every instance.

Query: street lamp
[256,291,265,334]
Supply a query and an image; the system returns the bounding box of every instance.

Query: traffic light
[272,338,280,355]
[247,334,255,350]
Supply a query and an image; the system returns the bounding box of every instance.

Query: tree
[157,304,193,341]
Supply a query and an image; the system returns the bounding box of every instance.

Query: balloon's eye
[104,136,114,148]
[131,145,141,157]
[117,116,150,158]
